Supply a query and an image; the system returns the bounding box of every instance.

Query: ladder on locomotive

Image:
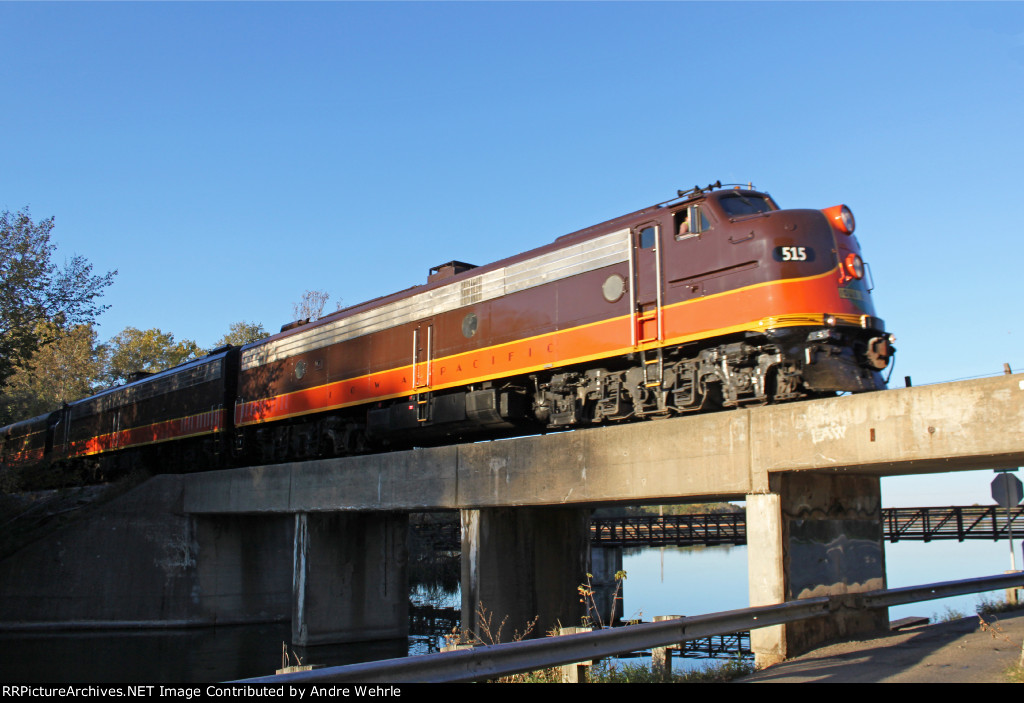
[633,223,664,390]
[413,323,433,422]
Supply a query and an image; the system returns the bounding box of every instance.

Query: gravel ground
[737,610,1024,683]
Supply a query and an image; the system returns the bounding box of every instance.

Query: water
[0,539,1018,682]
[619,539,1020,625]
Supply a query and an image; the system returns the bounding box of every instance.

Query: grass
[586,656,755,683]
[487,657,756,683]
[977,593,1024,617]
[934,606,968,623]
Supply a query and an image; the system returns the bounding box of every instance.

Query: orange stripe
[69,409,227,458]
[238,268,864,426]
[3,447,45,466]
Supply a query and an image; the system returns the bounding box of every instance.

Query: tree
[104,327,201,386]
[216,320,269,347]
[292,289,340,322]
[0,322,105,425]
[0,208,116,388]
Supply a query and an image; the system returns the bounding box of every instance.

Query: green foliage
[0,322,105,425]
[104,326,201,386]
[593,502,743,518]
[0,208,116,388]
[217,320,269,347]
[642,503,744,516]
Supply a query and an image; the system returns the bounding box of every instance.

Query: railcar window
[719,193,774,216]
[640,226,656,249]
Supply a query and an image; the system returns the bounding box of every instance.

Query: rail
[241,571,1024,684]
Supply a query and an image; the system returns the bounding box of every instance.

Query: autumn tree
[292,289,340,322]
[0,208,116,387]
[216,321,269,347]
[104,327,201,386]
[0,322,105,425]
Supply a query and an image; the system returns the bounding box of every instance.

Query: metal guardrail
[241,571,1024,684]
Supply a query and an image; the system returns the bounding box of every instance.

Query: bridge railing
[591,513,746,546]
[886,506,1024,542]
[415,508,1022,549]
[241,571,1024,684]
[588,507,1023,546]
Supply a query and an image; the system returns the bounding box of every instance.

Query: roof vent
[428,261,478,283]
[280,318,311,333]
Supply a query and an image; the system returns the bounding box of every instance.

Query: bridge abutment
[291,512,409,646]
[460,507,589,642]
[747,473,888,666]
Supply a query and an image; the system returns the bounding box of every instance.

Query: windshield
[718,192,774,217]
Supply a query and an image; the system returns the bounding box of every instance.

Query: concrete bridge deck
[184,373,1024,514]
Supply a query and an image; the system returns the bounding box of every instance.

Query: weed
[578,569,627,629]
[976,594,1024,617]
[977,612,1024,682]
[933,606,967,623]
[588,656,755,683]
[443,602,546,682]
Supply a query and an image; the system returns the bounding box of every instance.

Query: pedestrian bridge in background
[587,506,1024,547]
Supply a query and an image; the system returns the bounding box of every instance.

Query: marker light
[823,204,856,235]
[844,253,865,279]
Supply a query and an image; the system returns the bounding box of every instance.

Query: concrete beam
[183,374,1024,514]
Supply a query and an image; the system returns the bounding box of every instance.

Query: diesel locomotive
[1,182,894,480]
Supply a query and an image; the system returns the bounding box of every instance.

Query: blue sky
[2,2,1023,506]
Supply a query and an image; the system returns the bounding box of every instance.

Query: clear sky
[2,1,1022,506]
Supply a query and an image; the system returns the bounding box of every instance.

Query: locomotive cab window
[674,205,710,240]
[718,193,775,217]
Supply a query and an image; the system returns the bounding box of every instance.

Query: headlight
[823,204,856,235]
[844,252,864,279]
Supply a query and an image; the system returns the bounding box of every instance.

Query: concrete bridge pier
[291,512,409,646]
[747,473,888,667]
[460,507,590,642]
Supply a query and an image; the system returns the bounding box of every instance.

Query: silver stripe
[242,229,631,370]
